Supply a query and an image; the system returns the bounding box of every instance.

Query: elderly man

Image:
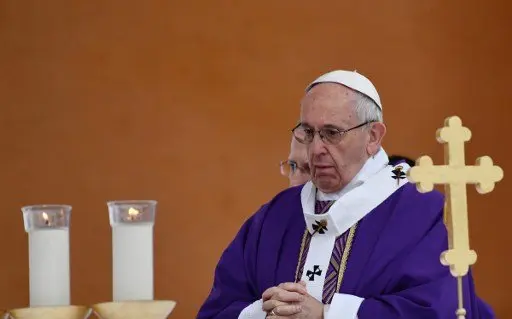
[197,70,493,318]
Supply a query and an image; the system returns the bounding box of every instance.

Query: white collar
[301,148,409,237]
[316,148,389,201]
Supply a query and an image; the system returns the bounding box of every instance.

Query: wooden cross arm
[441,248,477,277]
[407,155,504,193]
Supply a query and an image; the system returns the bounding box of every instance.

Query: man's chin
[313,177,341,194]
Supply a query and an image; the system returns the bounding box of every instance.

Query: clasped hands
[262,281,324,319]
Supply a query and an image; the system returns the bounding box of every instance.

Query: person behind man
[280,136,310,187]
[388,154,415,168]
[197,70,493,318]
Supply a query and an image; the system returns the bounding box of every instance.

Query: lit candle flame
[127,207,140,221]
[42,212,49,225]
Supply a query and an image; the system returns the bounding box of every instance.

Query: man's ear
[367,122,386,155]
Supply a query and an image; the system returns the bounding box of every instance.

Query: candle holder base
[92,300,176,319]
[6,305,91,319]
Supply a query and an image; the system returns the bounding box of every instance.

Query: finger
[272,290,305,303]
[262,286,282,301]
[261,299,286,312]
[263,287,304,303]
[278,282,308,294]
[298,280,307,287]
[273,304,302,316]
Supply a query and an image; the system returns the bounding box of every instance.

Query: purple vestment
[197,182,494,318]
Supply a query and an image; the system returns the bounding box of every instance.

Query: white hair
[353,91,383,124]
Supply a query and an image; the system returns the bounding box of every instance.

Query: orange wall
[0,1,510,317]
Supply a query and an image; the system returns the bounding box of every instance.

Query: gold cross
[407,116,503,319]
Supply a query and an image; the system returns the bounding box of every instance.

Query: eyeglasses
[280,160,309,177]
[291,121,374,145]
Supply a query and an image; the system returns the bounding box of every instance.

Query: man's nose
[310,133,326,155]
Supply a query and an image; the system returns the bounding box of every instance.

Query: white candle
[22,205,72,307]
[108,201,157,302]
[28,229,70,306]
[112,225,154,301]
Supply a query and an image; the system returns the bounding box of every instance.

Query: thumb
[299,280,307,287]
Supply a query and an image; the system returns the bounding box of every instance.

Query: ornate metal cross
[407,116,503,319]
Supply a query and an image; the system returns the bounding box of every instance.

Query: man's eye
[303,128,314,136]
[323,129,340,137]
[289,162,298,172]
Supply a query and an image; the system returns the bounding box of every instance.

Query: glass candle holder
[22,205,71,231]
[108,200,156,226]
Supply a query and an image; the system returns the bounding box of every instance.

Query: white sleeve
[324,294,364,319]
[238,299,267,319]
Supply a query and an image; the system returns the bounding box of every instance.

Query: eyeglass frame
[291,120,376,145]
[279,159,309,177]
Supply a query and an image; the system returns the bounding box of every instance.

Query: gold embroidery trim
[294,229,309,282]
[294,223,358,292]
[335,223,358,292]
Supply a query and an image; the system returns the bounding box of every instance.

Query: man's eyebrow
[299,123,343,130]
[323,124,343,130]
[297,122,312,128]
